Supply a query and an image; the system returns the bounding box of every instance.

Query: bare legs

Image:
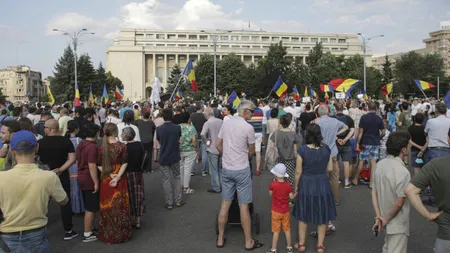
[298,222,326,249]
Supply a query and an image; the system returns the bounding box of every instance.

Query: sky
[0,0,449,77]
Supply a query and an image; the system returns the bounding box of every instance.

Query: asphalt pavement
[46,161,439,253]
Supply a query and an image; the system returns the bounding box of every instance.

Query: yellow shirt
[0,164,67,232]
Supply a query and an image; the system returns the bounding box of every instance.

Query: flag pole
[264,90,273,100]
[169,75,185,101]
[420,89,428,99]
[437,76,440,100]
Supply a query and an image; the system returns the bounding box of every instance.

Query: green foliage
[166,64,186,95]
[382,55,393,84]
[105,71,123,92]
[77,54,96,101]
[51,45,75,103]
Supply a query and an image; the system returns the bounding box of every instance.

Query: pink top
[218,116,255,171]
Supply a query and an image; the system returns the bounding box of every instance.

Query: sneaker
[82,233,97,243]
[265,249,277,253]
[286,246,293,253]
[344,183,352,189]
[202,172,208,176]
[64,231,79,241]
[191,172,195,176]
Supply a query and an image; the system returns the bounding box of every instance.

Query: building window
[311,38,318,43]
[292,37,299,42]
[189,44,198,48]
[263,46,270,49]
[156,34,165,39]
[232,45,240,48]
[282,37,290,41]
[136,34,144,38]
[321,38,328,43]
[157,56,164,60]
[272,37,280,42]
[241,36,249,41]
[178,34,186,39]
[338,39,346,43]
[189,35,197,40]
[332,48,339,51]
[220,35,229,40]
[179,56,186,60]
[156,44,165,47]
[167,44,175,47]
[167,34,176,39]
[231,36,239,41]
[340,48,346,51]
[293,47,301,51]
[251,36,260,41]
[199,35,208,40]
[146,34,154,39]
[242,45,250,48]
[200,44,208,47]
[330,38,337,43]
[262,36,270,41]
[301,37,309,42]
[178,44,186,47]
[168,56,175,60]
[221,45,230,48]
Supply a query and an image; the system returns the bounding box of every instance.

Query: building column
[175,54,179,66]
[152,54,156,82]
[164,54,168,86]
[252,55,255,64]
[198,54,201,61]
[241,55,244,61]
[303,56,306,64]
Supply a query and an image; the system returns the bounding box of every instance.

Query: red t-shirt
[76,140,98,190]
[268,181,292,213]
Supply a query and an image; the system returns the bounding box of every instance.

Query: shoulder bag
[266,131,279,164]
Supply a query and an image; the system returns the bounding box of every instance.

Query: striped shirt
[248,108,263,134]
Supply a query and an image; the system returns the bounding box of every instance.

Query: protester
[190,104,208,176]
[223,104,233,121]
[153,110,164,163]
[134,110,156,172]
[58,108,73,136]
[0,120,22,171]
[156,108,184,210]
[293,124,336,253]
[18,117,43,140]
[117,110,140,143]
[372,132,411,253]
[76,123,100,243]
[397,102,412,132]
[122,127,146,229]
[0,130,68,252]
[334,102,355,189]
[407,113,427,175]
[179,112,197,194]
[264,108,280,171]
[66,120,85,215]
[201,107,223,193]
[267,163,295,253]
[216,100,264,250]
[97,123,131,243]
[248,101,264,176]
[34,112,52,137]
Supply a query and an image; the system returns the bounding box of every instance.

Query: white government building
[106,28,368,100]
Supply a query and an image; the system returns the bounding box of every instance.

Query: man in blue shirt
[156,108,183,210]
[119,102,133,120]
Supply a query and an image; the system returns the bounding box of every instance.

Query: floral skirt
[127,172,146,217]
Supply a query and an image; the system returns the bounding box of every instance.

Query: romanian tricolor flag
[241,91,247,98]
[47,86,55,106]
[88,84,94,104]
[293,86,300,101]
[325,92,329,99]
[224,92,229,102]
[304,87,308,97]
[102,84,109,104]
[310,89,318,98]
[227,91,241,108]
[174,90,182,100]
[414,79,435,91]
[183,60,198,93]
[381,83,393,96]
[115,86,124,100]
[272,76,288,99]
[328,78,359,92]
[320,84,334,93]
[74,83,81,106]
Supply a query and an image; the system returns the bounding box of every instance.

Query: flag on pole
[88,84,94,104]
[444,91,450,109]
[414,79,435,91]
[102,84,109,104]
[293,86,300,101]
[224,92,229,102]
[74,83,81,106]
[115,86,124,100]
[320,84,334,92]
[174,90,182,100]
[328,78,359,92]
[227,91,241,108]
[272,76,288,99]
[241,91,247,98]
[310,89,318,98]
[304,87,308,97]
[381,83,393,96]
[183,60,198,93]
[47,86,55,106]
[325,92,329,99]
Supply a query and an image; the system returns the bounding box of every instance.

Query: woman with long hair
[97,123,131,243]
[121,127,145,229]
[222,104,234,121]
[293,124,336,253]
[179,112,197,194]
[63,120,85,214]
[117,110,141,143]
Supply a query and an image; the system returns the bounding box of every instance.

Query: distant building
[0,66,46,102]
[106,29,367,100]
[372,48,431,71]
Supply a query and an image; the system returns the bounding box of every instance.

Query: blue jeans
[207,152,222,192]
[427,148,450,201]
[0,227,50,253]
[192,140,208,174]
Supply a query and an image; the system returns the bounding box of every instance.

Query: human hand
[292,192,298,199]
[93,183,99,193]
[377,216,388,228]
[109,178,118,188]
[52,168,61,176]
[373,218,382,233]
[427,211,442,222]
[110,174,118,179]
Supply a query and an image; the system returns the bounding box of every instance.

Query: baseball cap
[10,130,37,151]
[270,163,289,178]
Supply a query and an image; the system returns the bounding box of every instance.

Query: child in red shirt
[267,163,296,253]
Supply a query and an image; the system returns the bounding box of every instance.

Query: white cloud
[371,39,424,56]
[336,14,395,27]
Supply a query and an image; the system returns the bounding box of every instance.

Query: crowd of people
[0,95,448,253]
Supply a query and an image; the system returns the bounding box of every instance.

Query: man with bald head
[37,119,78,241]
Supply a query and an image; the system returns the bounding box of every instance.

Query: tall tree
[166,64,186,95]
[381,54,393,84]
[257,41,289,96]
[77,54,97,101]
[94,62,107,95]
[195,54,214,99]
[52,45,75,103]
[306,42,324,89]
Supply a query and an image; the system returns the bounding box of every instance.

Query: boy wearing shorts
[267,163,296,253]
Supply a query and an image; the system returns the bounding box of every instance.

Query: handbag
[266,131,279,164]
[140,142,149,171]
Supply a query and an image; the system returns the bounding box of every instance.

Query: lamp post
[357,33,384,93]
[53,28,95,91]
[201,30,231,98]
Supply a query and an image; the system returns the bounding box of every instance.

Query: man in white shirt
[58,109,73,136]
[260,100,270,145]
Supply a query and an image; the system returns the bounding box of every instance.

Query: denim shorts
[221,167,252,204]
[337,145,352,162]
[359,145,380,161]
[0,227,50,253]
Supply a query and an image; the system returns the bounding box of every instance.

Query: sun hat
[270,163,289,178]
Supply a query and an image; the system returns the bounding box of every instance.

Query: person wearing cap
[0,120,21,171]
[0,130,68,252]
[267,163,295,253]
[37,119,78,241]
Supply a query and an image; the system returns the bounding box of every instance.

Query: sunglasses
[246,108,254,114]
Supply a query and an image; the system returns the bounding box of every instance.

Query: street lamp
[201,30,232,98]
[357,33,384,93]
[53,28,95,92]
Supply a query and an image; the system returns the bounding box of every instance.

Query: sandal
[316,245,325,253]
[216,237,226,248]
[135,222,141,229]
[164,204,173,210]
[176,201,186,207]
[294,242,306,252]
[184,188,195,194]
[245,239,264,251]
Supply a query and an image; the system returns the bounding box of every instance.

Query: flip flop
[245,239,264,251]
[176,201,186,207]
[164,204,173,210]
[216,237,226,248]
